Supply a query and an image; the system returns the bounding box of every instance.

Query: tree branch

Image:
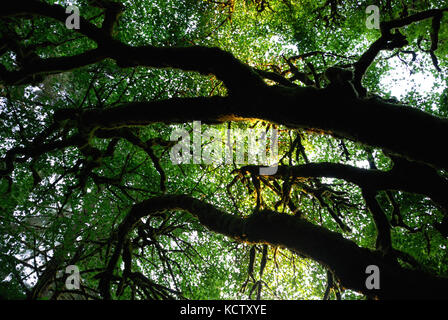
[99,195,448,299]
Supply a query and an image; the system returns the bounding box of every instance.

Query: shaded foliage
[0,0,448,300]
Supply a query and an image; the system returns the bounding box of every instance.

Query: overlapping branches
[1,0,448,301]
[0,0,265,94]
[1,1,448,171]
[353,7,448,96]
[96,194,448,299]
[237,160,448,213]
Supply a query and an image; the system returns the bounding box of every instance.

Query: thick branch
[0,49,107,85]
[239,162,448,211]
[362,189,392,253]
[100,195,448,299]
[4,1,448,179]
[0,0,265,94]
[380,9,448,31]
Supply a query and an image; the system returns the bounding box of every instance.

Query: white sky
[379,57,445,100]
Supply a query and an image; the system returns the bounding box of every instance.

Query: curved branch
[353,8,448,96]
[99,195,448,299]
[0,0,265,94]
[239,162,448,210]
[362,189,392,253]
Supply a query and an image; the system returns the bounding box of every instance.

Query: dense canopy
[1,0,448,300]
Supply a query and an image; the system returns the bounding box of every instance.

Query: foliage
[0,0,448,300]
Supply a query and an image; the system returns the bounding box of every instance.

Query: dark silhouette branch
[98,195,448,299]
[238,162,448,212]
[362,189,392,254]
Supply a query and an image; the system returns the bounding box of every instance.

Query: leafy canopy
[0,0,448,300]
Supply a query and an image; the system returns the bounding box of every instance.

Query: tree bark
[102,195,448,300]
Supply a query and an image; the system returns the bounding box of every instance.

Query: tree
[0,0,448,300]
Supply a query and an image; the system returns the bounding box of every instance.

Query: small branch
[362,189,392,254]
